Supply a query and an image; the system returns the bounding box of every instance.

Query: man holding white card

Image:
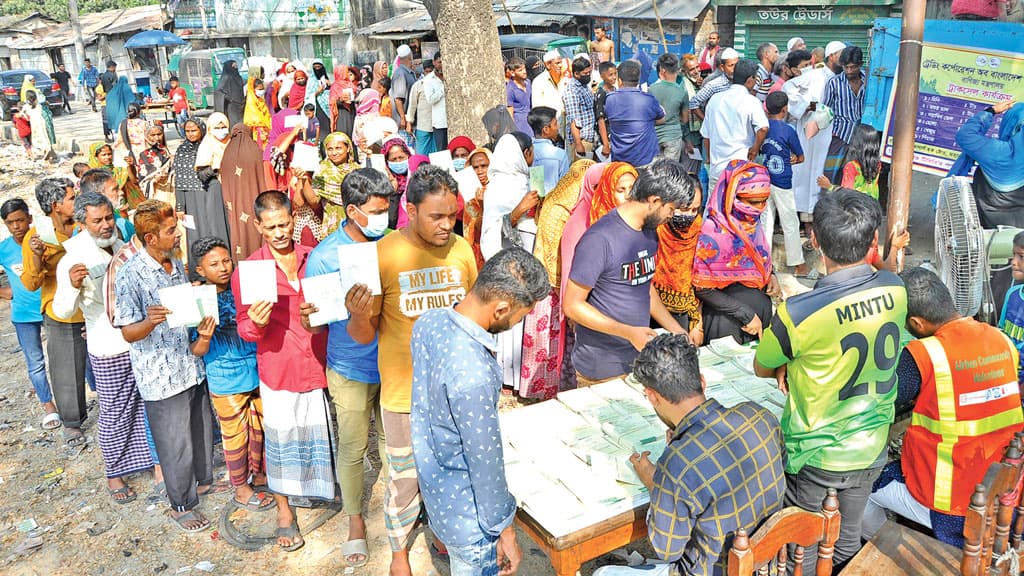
[347,165,477,576]
[301,168,391,568]
[233,191,330,552]
[53,191,153,504]
[114,200,214,533]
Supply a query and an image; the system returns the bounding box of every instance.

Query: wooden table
[842,520,961,575]
[142,101,176,126]
[516,504,649,576]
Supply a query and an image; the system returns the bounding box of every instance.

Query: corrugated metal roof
[7,5,168,50]
[0,13,57,33]
[506,0,709,20]
[359,6,570,37]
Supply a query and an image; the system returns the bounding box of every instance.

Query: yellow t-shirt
[374,230,478,413]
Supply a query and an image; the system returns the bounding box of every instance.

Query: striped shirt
[648,398,786,574]
[755,63,773,102]
[821,70,866,144]
[688,73,730,111]
[562,78,596,144]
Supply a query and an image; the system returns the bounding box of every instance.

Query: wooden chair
[727,488,840,576]
[962,434,1024,576]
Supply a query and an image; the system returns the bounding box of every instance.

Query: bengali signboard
[214,0,347,34]
[735,6,888,27]
[881,42,1024,176]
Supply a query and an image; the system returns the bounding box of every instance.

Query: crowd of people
[3,30,1024,576]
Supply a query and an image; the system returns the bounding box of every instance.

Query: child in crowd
[72,162,90,179]
[1000,231,1024,384]
[12,105,32,157]
[303,103,319,142]
[759,92,809,277]
[168,76,189,138]
[188,236,274,512]
[817,123,883,200]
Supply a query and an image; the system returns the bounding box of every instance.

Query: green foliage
[0,0,160,22]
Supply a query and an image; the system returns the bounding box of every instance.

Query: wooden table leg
[549,546,582,576]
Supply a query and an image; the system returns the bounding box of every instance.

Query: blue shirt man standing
[604,59,666,167]
[411,247,550,576]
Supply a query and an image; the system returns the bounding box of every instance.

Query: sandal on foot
[197,481,232,496]
[41,412,62,430]
[171,510,211,533]
[109,486,137,505]
[341,538,369,567]
[63,429,87,447]
[148,481,167,503]
[276,523,305,552]
[234,491,276,512]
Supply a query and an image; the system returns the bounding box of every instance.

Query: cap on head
[396,44,412,59]
[825,41,846,59]
[720,47,740,61]
[787,37,804,51]
[543,50,560,63]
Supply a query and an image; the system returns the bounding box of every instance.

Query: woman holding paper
[352,89,381,156]
[88,142,143,212]
[175,119,222,256]
[329,65,359,138]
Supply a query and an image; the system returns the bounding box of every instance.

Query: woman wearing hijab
[481,131,538,393]
[23,91,53,158]
[309,60,333,145]
[221,123,272,258]
[523,159,596,399]
[381,137,412,229]
[137,123,172,202]
[105,77,135,147]
[20,74,38,103]
[653,173,705,345]
[460,147,491,270]
[352,89,381,154]
[481,105,518,151]
[371,61,387,93]
[195,113,232,248]
[174,118,223,252]
[215,60,246,127]
[312,132,361,235]
[288,70,309,112]
[950,100,1024,228]
[276,61,304,111]
[329,64,359,138]
[264,98,299,190]
[693,160,780,344]
[244,65,272,150]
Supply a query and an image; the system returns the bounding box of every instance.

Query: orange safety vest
[902,317,1024,515]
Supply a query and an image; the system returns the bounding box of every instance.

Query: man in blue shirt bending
[301,168,391,569]
[410,247,550,576]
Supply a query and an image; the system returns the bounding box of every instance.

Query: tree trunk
[422,0,506,145]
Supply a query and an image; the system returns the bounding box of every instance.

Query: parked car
[167,48,248,109]
[499,33,589,63]
[1,69,64,120]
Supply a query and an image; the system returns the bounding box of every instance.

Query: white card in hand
[158,283,203,328]
[336,242,381,296]
[301,272,347,326]
[238,259,278,305]
[34,216,59,246]
[428,150,453,172]
[194,284,219,322]
[284,114,305,129]
[62,232,110,279]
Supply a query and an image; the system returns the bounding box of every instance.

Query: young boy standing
[0,199,58,428]
[189,236,274,512]
[12,106,32,157]
[1000,231,1024,384]
[303,104,320,143]
[760,91,809,276]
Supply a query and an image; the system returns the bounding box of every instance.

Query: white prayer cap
[825,41,846,58]
[787,37,805,51]
[720,47,739,61]
[396,44,412,58]
[543,50,560,62]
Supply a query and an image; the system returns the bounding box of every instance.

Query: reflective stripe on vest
[910,337,1022,512]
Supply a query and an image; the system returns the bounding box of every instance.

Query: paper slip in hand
[62,233,110,279]
[194,284,219,322]
[687,147,703,162]
[336,242,381,296]
[368,154,387,174]
[238,260,278,305]
[428,150,453,173]
[34,216,59,246]
[301,272,347,326]
[182,214,197,230]
[283,114,305,129]
[159,283,203,328]
[530,165,546,197]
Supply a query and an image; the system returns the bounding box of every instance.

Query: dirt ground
[0,141,644,576]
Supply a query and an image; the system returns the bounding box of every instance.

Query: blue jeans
[13,321,51,404]
[448,534,499,576]
[593,565,671,576]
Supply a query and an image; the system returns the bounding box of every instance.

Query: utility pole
[886,0,926,271]
[69,0,87,75]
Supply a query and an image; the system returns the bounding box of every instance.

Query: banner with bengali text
[881,42,1024,176]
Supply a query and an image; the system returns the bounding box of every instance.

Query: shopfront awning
[506,0,709,21]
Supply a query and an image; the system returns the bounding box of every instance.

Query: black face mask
[669,213,697,233]
[575,74,590,85]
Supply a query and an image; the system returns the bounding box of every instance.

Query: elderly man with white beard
[53,186,153,504]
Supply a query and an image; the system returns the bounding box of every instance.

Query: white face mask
[212,127,229,140]
[255,88,266,97]
[355,207,388,239]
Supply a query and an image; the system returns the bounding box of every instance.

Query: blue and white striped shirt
[822,70,866,144]
[689,73,731,111]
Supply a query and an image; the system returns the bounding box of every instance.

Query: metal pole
[69,0,87,87]
[886,0,926,271]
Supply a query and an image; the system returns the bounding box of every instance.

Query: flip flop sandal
[63,430,87,447]
[41,412,62,430]
[198,481,232,497]
[171,510,211,533]
[276,523,305,552]
[109,486,137,505]
[341,538,369,567]
[234,491,276,512]
[430,541,450,563]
